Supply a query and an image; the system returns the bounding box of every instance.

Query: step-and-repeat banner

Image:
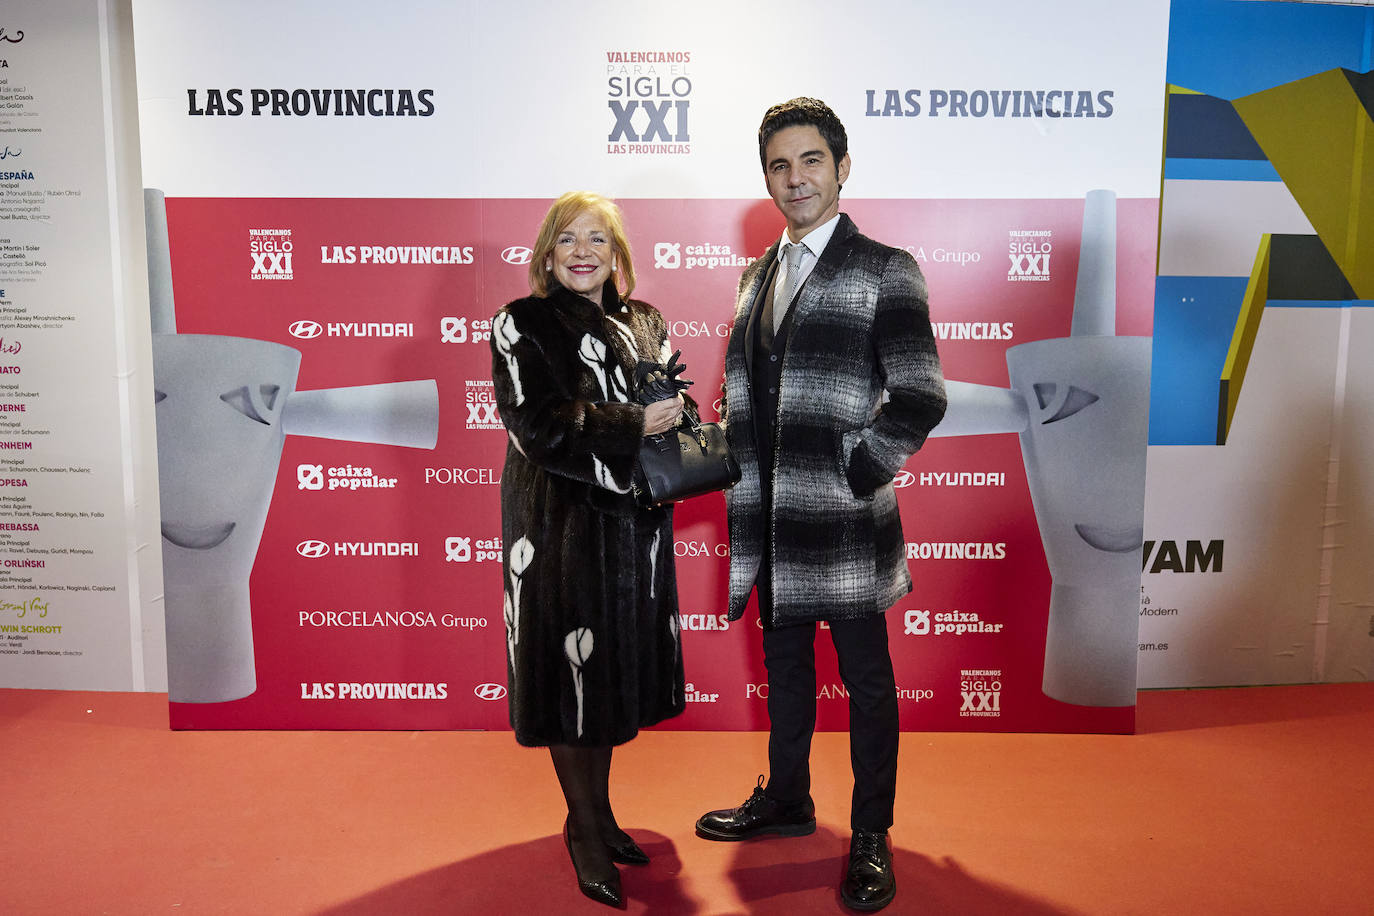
[132,0,1170,731]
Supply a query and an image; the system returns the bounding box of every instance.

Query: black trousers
[757,566,900,832]
[748,297,896,831]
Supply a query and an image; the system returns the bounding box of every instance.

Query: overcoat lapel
[784,216,858,334]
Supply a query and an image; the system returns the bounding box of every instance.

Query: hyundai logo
[892,470,916,489]
[289,320,323,339]
[474,683,507,700]
[501,246,533,265]
[296,540,330,558]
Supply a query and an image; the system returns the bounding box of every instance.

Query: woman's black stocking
[549,744,615,884]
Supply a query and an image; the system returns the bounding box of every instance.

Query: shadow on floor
[720,825,1081,915]
[316,831,702,915]
[317,826,1080,915]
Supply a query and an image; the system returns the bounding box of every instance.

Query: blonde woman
[491,192,689,908]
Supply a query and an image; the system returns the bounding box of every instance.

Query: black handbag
[634,420,741,505]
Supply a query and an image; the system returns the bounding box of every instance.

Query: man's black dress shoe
[840,830,896,911]
[563,818,624,908]
[695,776,816,841]
[606,836,649,866]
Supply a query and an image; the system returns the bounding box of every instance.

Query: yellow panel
[1235,69,1373,297]
[1218,235,1271,446]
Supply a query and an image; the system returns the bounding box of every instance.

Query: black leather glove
[635,350,693,405]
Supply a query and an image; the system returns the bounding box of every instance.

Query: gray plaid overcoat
[722,214,947,626]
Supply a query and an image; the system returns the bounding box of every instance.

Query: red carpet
[3,683,1371,914]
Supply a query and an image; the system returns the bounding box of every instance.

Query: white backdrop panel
[134,0,1169,199]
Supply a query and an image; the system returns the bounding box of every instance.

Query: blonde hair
[528,191,636,300]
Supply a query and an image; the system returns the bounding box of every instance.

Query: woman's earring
[612,260,618,273]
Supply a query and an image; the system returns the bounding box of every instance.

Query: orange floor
[3,682,1371,915]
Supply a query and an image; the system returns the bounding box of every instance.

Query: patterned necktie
[775,242,804,334]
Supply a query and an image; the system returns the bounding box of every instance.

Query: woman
[490,191,687,908]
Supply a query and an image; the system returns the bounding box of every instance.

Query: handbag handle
[645,418,707,453]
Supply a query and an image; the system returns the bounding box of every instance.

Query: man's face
[763,124,850,241]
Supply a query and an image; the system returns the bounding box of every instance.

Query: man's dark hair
[757,97,849,173]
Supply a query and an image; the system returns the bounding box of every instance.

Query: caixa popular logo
[295,539,419,558]
[653,242,750,271]
[501,246,532,265]
[445,536,502,563]
[474,682,507,701]
[903,609,1004,636]
[466,380,501,429]
[296,463,398,492]
[250,228,293,280]
[654,242,681,269]
[1007,229,1051,282]
[440,317,493,344]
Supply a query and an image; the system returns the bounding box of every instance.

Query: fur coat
[722,214,947,626]
[490,284,685,747]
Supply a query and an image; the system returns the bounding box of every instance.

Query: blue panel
[1149,276,1249,445]
[1168,0,1371,100]
[1165,94,1265,159]
[1163,157,1280,181]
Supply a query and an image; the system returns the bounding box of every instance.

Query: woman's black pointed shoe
[607,837,649,866]
[563,819,625,908]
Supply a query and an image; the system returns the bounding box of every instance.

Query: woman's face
[547,210,615,303]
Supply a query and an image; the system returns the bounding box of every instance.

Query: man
[696,97,946,911]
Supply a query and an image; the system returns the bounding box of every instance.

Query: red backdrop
[164,196,1156,732]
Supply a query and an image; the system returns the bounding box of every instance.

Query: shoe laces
[851,831,887,864]
[737,775,769,814]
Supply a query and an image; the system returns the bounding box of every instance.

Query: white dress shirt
[772,213,842,327]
